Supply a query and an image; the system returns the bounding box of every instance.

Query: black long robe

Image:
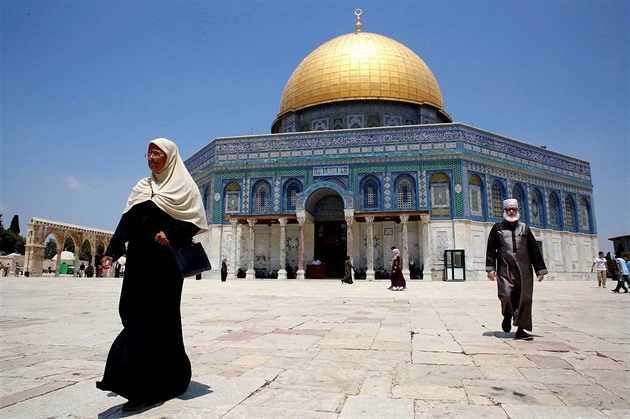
[96,200,198,403]
[485,219,547,331]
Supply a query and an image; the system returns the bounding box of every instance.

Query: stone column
[344,210,354,260]
[55,248,62,277]
[421,214,433,281]
[74,242,81,277]
[230,219,239,280]
[297,216,306,280]
[277,218,288,280]
[366,216,375,281]
[246,219,257,280]
[344,210,354,281]
[24,223,38,276]
[400,214,410,279]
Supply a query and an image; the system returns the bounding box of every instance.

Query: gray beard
[503,212,520,223]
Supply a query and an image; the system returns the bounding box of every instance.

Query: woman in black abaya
[97,138,207,412]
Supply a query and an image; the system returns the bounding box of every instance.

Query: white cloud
[64,176,87,191]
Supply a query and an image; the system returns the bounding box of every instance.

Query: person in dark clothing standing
[486,198,547,341]
[220,256,228,282]
[611,255,629,293]
[85,263,94,278]
[342,255,353,284]
[97,138,208,412]
[389,246,406,291]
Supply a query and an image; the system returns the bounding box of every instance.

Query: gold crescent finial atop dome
[355,9,362,33]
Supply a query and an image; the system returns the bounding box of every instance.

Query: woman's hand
[101,256,113,269]
[154,231,170,246]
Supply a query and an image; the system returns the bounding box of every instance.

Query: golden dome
[277,31,446,118]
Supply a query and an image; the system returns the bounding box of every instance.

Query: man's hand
[537,274,545,282]
[487,271,497,281]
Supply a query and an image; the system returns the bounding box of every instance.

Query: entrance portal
[314,222,347,277]
[312,194,346,277]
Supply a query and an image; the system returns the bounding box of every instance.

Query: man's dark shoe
[502,315,512,333]
[514,330,534,341]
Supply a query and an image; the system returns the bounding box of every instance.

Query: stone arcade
[23,218,113,277]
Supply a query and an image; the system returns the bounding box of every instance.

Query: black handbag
[170,242,212,278]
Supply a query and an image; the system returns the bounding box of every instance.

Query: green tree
[0,214,5,253]
[9,215,20,235]
[0,214,25,254]
[44,238,57,259]
[96,242,105,264]
[64,237,75,252]
[80,240,91,261]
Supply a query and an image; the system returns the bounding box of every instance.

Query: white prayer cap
[503,198,519,208]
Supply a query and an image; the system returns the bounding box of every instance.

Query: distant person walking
[611,255,629,293]
[590,252,608,288]
[389,246,406,291]
[342,255,353,284]
[486,198,547,341]
[221,256,228,282]
[96,138,208,412]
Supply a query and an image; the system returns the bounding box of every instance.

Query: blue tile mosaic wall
[187,123,594,233]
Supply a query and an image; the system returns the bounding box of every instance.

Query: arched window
[395,175,415,209]
[564,195,576,228]
[253,181,271,213]
[361,177,380,210]
[530,188,543,226]
[491,181,504,218]
[469,174,484,218]
[579,197,590,232]
[511,184,527,221]
[548,193,560,226]
[224,182,241,214]
[284,180,302,212]
[430,172,451,216]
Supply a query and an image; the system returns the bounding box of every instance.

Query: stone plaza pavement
[1,276,629,419]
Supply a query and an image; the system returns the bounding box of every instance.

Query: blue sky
[1,0,628,254]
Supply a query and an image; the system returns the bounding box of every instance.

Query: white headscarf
[124,138,208,234]
[391,248,400,262]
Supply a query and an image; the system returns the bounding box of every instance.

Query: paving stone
[463,379,565,406]
[414,400,509,418]
[546,383,630,410]
[359,371,395,396]
[338,395,413,418]
[0,278,628,417]
[502,404,610,418]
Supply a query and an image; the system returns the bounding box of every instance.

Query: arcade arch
[24,218,113,277]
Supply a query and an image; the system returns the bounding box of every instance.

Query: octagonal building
[186,13,596,281]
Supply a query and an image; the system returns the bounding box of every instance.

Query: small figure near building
[590,251,608,288]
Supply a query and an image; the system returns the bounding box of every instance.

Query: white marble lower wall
[196,220,597,281]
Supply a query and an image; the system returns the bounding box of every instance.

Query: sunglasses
[504,207,519,212]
